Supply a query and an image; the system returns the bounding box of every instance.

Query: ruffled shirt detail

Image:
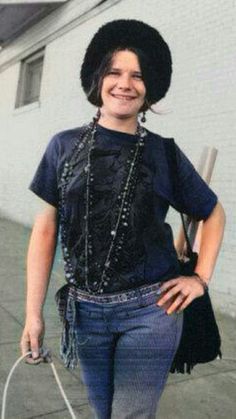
[29,124,218,294]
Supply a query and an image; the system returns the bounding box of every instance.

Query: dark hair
[86,47,153,112]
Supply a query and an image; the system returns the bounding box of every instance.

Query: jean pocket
[76,331,90,346]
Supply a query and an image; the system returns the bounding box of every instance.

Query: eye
[132,74,143,80]
[107,70,120,76]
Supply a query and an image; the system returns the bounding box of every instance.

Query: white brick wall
[0,0,235,314]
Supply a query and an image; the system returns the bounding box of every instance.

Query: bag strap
[164,138,194,257]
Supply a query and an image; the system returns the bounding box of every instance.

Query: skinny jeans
[66,282,183,419]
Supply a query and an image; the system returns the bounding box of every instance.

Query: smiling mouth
[111,94,137,101]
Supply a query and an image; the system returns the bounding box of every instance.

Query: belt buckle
[118,294,128,302]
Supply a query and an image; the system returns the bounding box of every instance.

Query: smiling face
[100,49,146,123]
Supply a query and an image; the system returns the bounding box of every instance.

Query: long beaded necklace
[59,117,147,294]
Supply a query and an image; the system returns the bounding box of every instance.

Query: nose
[117,73,132,90]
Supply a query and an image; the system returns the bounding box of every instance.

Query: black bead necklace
[58,117,147,294]
[58,123,93,285]
[84,121,147,294]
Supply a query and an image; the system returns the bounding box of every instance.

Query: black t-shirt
[29,123,218,293]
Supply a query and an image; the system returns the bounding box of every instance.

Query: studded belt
[67,281,163,304]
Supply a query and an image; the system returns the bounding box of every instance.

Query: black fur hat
[80,19,172,106]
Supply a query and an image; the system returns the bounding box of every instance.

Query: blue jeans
[66,285,183,419]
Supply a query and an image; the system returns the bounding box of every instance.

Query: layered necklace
[59,116,147,294]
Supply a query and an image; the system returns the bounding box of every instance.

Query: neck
[97,112,139,135]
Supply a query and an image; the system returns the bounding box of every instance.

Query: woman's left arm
[193,201,226,284]
[156,201,226,314]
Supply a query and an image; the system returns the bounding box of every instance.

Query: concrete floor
[0,217,236,419]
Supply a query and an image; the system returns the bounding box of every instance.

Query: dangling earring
[93,108,101,123]
[141,111,146,123]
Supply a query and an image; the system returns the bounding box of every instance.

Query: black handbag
[170,213,222,373]
[164,139,222,374]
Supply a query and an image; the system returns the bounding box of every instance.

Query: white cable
[50,361,77,419]
[1,350,77,419]
[1,352,31,419]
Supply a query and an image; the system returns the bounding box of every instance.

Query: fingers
[176,295,193,313]
[20,333,40,357]
[158,278,180,293]
[30,336,40,359]
[20,322,44,364]
[157,283,182,308]
[156,276,205,314]
[26,355,44,365]
[24,336,44,365]
[168,292,187,314]
[157,277,202,314]
[160,296,178,313]
[20,335,31,357]
[164,292,189,315]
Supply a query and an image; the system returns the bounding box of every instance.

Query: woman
[20,19,225,419]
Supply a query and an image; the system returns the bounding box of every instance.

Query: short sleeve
[29,134,60,207]
[173,142,218,221]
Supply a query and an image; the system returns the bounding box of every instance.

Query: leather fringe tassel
[60,298,79,369]
[170,361,196,374]
[170,349,222,374]
[55,285,80,369]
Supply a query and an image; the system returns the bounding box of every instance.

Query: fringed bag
[169,213,222,373]
[164,139,222,374]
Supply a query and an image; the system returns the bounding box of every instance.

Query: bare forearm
[26,219,58,319]
[194,202,226,283]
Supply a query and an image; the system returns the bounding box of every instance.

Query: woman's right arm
[20,202,58,360]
